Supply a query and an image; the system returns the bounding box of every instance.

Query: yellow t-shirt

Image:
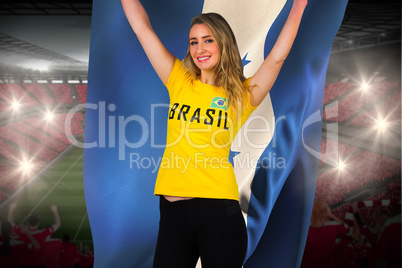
[154,58,258,201]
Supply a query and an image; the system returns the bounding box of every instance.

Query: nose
[197,42,205,53]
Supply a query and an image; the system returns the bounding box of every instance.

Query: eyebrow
[189,35,213,41]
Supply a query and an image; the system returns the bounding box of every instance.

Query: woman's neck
[199,71,217,86]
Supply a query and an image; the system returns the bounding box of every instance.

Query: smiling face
[189,23,220,80]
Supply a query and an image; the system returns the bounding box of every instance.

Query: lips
[197,56,211,62]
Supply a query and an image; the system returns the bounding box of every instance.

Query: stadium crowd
[0,71,399,267]
[0,203,94,268]
[1,198,399,267]
[301,199,401,268]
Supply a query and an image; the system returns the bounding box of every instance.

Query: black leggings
[153,196,248,268]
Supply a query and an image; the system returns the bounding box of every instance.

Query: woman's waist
[162,148,230,163]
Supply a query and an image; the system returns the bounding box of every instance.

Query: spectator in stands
[301,199,351,268]
[351,201,389,247]
[44,235,63,268]
[77,242,93,268]
[375,204,401,268]
[60,234,77,268]
[0,221,40,268]
[353,233,374,268]
[351,201,388,268]
[8,202,61,268]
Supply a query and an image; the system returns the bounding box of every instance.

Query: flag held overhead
[85,0,348,267]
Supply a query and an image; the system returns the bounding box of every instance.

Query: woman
[121,0,307,267]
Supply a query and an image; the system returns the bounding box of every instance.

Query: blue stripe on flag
[244,0,348,267]
[85,0,203,267]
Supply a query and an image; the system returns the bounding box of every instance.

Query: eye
[190,41,198,45]
[205,39,214,43]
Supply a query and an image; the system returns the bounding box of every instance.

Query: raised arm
[8,202,17,223]
[121,0,175,84]
[51,205,61,228]
[249,0,307,106]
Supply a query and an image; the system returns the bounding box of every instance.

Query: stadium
[0,0,400,267]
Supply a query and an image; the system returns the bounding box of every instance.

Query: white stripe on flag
[196,1,287,267]
[202,0,287,218]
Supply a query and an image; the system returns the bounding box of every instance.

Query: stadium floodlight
[375,118,388,132]
[37,80,48,83]
[337,160,346,172]
[360,83,369,92]
[19,159,33,175]
[44,110,55,122]
[11,100,21,111]
[82,80,88,84]
[52,80,63,84]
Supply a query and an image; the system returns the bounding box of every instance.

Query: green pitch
[1,146,92,248]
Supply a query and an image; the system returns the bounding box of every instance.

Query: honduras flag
[85,0,348,267]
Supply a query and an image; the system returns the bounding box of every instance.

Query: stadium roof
[332,2,401,52]
[0,0,400,58]
[0,1,92,15]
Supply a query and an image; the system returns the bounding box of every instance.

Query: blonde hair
[310,199,329,228]
[183,13,249,117]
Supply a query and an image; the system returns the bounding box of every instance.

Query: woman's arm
[121,0,175,84]
[249,0,307,106]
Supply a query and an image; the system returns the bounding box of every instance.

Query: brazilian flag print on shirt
[211,97,229,111]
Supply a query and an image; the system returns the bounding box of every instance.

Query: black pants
[153,196,248,268]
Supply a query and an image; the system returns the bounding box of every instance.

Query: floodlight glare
[337,160,346,171]
[20,159,33,174]
[360,83,369,92]
[375,118,388,131]
[11,100,21,111]
[45,111,55,122]
[19,60,50,72]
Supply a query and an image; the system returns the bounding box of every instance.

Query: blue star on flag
[228,149,241,167]
[242,52,251,68]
